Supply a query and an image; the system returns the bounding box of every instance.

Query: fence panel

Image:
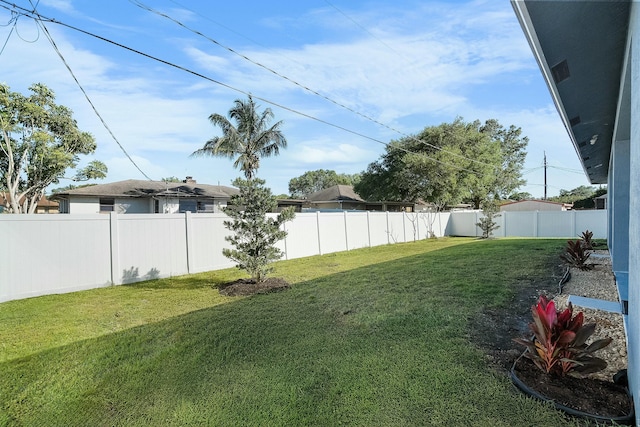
[536,211,574,238]
[502,211,536,237]
[317,212,348,255]
[281,213,321,260]
[575,210,607,238]
[345,212,370,250]
[368,212,390,246]
[447,211,479,237]
[116,214,189,283]
[188,213,234,273]
[0,215,112,302]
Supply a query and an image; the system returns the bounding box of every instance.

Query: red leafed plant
[559,239,593,271]
[513,295,612,377]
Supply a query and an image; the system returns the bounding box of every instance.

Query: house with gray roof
[51,177,238,214]
[306,185,414,212]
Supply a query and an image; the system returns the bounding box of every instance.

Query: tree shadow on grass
[0,240,574,426]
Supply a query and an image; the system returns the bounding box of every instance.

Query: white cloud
[41,0,75,13]
[290,142,375,165]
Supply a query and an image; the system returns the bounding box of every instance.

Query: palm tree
[192,95,286,179]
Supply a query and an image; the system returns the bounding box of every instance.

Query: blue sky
[0,0,595,198]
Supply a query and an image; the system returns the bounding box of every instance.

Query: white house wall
[500,200,564,212]
[69,197,100,214]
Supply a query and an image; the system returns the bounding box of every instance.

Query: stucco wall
[500,200,565,212]
[69,197,100,214]
[627,3,640,421]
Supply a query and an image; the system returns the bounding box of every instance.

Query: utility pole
[543,151,548,200]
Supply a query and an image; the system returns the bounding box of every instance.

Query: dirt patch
[470,269,563,375]
[218,277,290,296]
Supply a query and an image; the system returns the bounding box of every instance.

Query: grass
[0,237,591,426]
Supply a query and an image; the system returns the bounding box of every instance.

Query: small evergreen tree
[476,199,500,239]
[223,177,295,282]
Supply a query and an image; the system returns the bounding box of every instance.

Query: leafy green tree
[192,95,286,179]
[508,191,533,201]
[355,118,525,209]
[223,177,295,283]
[161,176,182,183]
[480,120,528,199]
[288,169,361,198]
[0,83,105,214]
[50,182,98,194]
[551,185,597,204]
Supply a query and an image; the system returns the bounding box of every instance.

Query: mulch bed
[218,277,290,296]
[511,356,633,419]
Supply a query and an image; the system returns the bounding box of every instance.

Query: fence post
[571,210,577,237]
[316,211,322,255]
[402,212,406,242]
[386,211,390,244]
[282,220,289,260]
[500,211,506,237]
[366,211,371,247]
[185,211,194,273]
[344,211,349,251]
[534,211,539,237]
[109,212,121,285]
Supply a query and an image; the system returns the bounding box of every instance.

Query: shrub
[223,177,295,283]
[559,239,592,270]
[513,295,612,377]
[580,230,594,250]
[476,200,500,239]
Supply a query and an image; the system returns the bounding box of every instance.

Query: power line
[0,1,491,178]
[323,0,413,67]
[129,0,496,171]
[27,2,153,180]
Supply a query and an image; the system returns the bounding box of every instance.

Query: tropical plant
[191,95,286,179]
[580,230,594,250]
[513,295,612,377]
[559,239,593,270]
[222,177,295,283]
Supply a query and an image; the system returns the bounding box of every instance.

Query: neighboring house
[306,185,414,212]
[0,194,59,214]
[275,198,306,213]
[595,194,608,210]
[51,177,238,214]
[512,1,639,422]
[499,200,572,212]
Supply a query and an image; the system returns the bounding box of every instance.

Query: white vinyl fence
[447,209,607,239]
[0,209,606,302]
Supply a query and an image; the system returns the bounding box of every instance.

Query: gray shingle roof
[53,179,238,199]
[307,185,364,202]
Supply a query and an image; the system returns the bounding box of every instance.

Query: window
[197,200,215,213]
[100,198,115,213]
[178,199,197,213]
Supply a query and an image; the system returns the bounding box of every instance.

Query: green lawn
[0,238,588,426]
